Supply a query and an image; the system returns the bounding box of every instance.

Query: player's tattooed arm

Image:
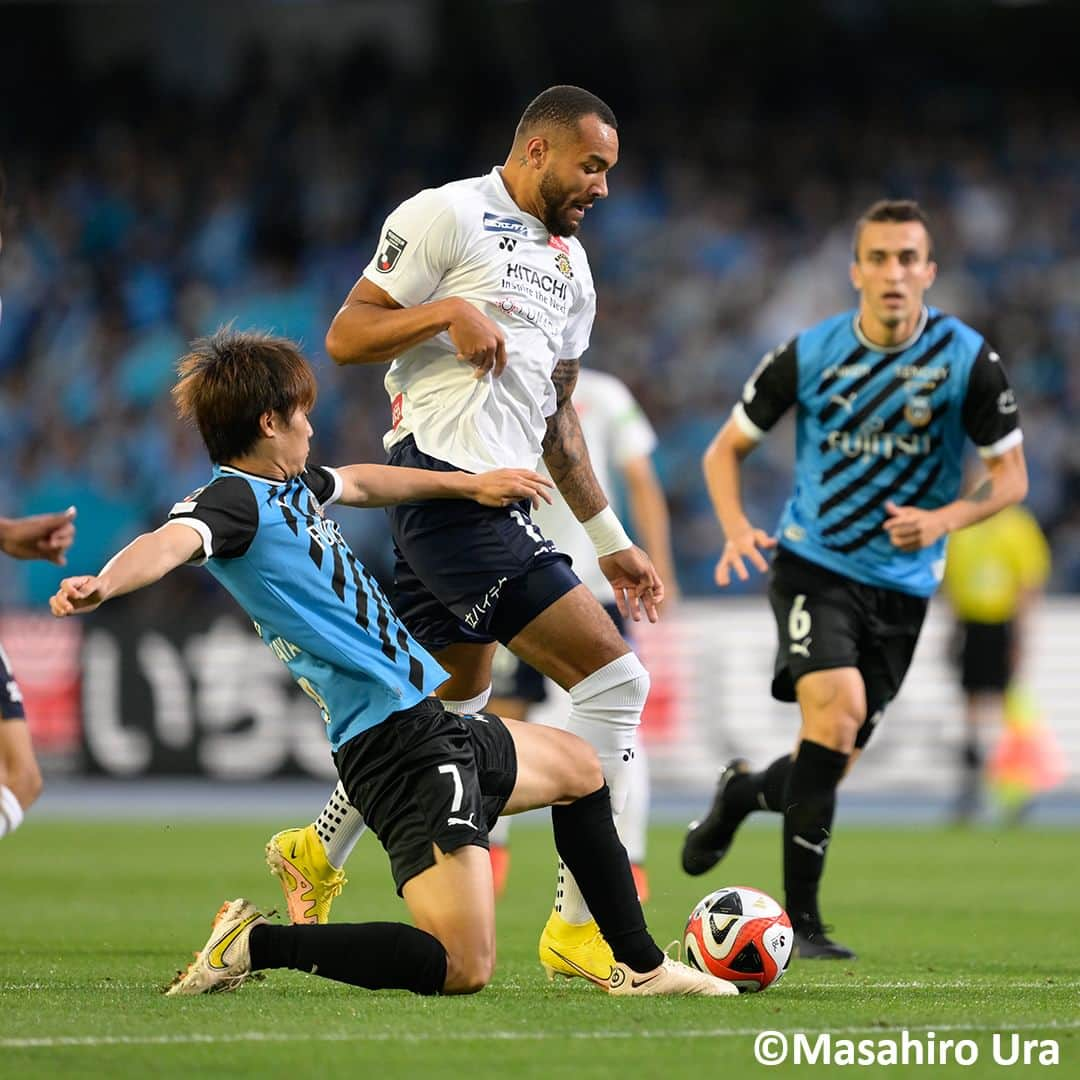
[542,358,607,520]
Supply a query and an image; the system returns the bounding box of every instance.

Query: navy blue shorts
[0,643,25,721]
[491,603,628,704]
[386,438,581,652]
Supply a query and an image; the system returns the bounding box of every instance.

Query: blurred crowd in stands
[3,57,1080,603]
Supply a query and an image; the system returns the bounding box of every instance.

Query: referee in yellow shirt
[942,501,1051,821]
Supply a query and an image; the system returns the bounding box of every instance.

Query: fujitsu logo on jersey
[826,425,932,462]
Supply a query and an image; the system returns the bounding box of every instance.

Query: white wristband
[583,506,633,557]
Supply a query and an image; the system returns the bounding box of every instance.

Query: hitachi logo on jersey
[503,263,568,300]
[827,429,932,461]
[483,213,529,237]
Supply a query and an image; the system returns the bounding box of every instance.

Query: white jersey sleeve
[601,373,658,466]
[559,240,596,360]
[362,189,466,308]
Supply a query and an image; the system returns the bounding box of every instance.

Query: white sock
[0,785,24,839]
[615,744,650,864]
[440,685,492,714]
[564,653,649,815]
[557,653,650,924]
[488,815,511,847]
[314,781,366,869]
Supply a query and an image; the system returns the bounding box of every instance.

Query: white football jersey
[531,369,657,597]
[363,168,597,474]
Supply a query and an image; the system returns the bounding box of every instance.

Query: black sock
[249,922,447,995]
[726,754,793,817]
[783,740,848,927]
[551,785,664,973]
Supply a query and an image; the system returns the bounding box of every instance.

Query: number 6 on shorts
[788,594,812,642]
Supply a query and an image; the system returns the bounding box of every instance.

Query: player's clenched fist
[50,575,106,616]
[446,299,507,378]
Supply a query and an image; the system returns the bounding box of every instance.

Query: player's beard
[538,170,579,237]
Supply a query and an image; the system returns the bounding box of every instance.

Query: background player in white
[487,368,677,901]
[271,86,662,984]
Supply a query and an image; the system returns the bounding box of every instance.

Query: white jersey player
[270,86,665,985]
[488,368,679,902]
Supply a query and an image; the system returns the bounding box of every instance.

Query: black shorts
[333,698,518,894]
[768,548,928,749]
[0,643,25,721]
[490,602,628,705]
[386,437,581,651]
[958,620,1013,693]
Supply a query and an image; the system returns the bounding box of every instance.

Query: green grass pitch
[2,818,1076,1078]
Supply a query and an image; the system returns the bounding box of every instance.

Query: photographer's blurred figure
[942,477,1051,824]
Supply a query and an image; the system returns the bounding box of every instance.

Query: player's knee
[442,946,494,994]
[569,742,605,800]
[567,653,650,752]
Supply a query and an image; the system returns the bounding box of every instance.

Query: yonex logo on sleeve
[376,230,408,272]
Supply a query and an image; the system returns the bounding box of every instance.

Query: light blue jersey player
[682,200,1030,961]
[51,329,735,1001]
[167,461,448,751]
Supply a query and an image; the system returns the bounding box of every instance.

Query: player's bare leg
[403,845,497,993]
[0,720,43,839]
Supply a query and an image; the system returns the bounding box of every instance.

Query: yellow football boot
[538,909,616,985]
[265,825,347,925]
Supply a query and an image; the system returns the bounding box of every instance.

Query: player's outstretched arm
[49,523,202,617]
[704,418,777,587]
[883,444,1029,553]
[334,464,553,509]
[326,278,506,377]
[0,507,77,565]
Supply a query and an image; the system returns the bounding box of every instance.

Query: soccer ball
[683,886,793,992]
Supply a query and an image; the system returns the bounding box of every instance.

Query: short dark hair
[853,199,933,259]
[515,85,617,142]
[172,328,317,463]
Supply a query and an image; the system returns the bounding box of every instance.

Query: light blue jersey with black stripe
[735,307,1023,597]
[168,464,447,749]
